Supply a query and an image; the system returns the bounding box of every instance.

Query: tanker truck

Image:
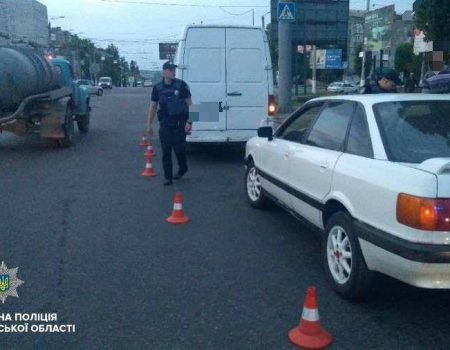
[0,47,91,147]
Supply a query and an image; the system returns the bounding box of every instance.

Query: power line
[100,0,268,8]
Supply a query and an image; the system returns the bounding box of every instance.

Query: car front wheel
[245,162,268,208]
[323,212,373,299]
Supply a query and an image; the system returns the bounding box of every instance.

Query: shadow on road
[188,142,246,164]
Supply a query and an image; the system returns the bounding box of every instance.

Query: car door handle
[320,162,329,169]
[284,152,290,159]
[227,92,242,96]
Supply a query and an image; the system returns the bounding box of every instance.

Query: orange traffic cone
[289,287,332,350]
[139,133,150,147]
[141,154,156,177]
[166,192,190,224]
[144,141,155,157]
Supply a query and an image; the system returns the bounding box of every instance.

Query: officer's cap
[163,61,178,70]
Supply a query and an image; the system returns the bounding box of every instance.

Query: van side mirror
[258,126,273,141]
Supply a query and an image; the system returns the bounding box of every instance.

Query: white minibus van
[175,25,275,143]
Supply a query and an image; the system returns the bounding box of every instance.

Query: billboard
[310,49,326,69]
[309,49,342,69]
[325,49,342,69]
[365,5,395,52]
[159,43,178,60]
[413,29,433,55]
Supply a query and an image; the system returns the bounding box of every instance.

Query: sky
[38,0,415,70]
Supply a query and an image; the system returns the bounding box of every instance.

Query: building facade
[347,10,365,73]
[271,0,349,57]
[0,0,48,47]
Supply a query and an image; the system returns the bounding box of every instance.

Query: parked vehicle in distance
[423,70,450,94]
[143,80,153,88]
[76,79,103,96]
[327,81,359,94]
[245,94,450,299]
[98,77,113,89]
[176,25,275,143]
[136,80,143,87]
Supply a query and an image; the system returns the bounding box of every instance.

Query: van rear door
[183,27,226,131]
[225,28,268,130]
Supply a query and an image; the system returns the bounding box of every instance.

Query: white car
[245,94,450,299]
[327,81,358,94]
[143,80,153,88]
[75,80,103,96]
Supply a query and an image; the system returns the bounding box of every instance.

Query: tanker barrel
[0,47,61,112]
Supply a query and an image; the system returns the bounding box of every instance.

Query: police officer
[147,61,192,186]
[363,69,401,94]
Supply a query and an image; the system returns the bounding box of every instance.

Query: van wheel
[245,162,268,208]
[323,212,373,299]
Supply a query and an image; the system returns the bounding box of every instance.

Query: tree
[414,0,450,42]
[99,44,122,85]
[395,42,422,75]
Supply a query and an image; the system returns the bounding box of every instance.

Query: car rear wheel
[245,162,268,208]
[97,89,103,96]
[323,212,373,299]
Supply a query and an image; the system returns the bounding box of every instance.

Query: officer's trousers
[159,124,188,180]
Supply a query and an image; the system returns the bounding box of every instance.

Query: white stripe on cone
[174,203,183,210]
[145,163,152,169]
[301,307,320,322]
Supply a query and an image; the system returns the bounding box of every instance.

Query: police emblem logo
[174,90,179,96]
[0,262,24,304]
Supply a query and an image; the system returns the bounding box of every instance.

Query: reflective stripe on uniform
[301,307,319,322]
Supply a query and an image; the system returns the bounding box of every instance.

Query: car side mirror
[258,126,273,141]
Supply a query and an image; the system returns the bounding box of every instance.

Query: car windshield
[373,101,450,163]
[100,78,110,82]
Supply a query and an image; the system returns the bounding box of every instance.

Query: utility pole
[360,0,370,88]
[278,1,294,113]
[303,10,307,95]
[312,45,317,94]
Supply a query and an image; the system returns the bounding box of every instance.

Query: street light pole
[360,0,370,88]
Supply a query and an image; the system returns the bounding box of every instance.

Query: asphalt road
[1,87,449,349]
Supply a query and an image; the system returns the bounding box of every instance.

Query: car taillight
[396,193,450,231]
[268,95,276,116]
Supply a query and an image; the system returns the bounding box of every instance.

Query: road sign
[159,43,178,60]
[278,2,296,21]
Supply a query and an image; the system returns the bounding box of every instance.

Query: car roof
[309,93,450,105]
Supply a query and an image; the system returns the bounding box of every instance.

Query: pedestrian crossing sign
[277,2,295,21]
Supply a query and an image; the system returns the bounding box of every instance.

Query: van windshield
[373,101,450,163]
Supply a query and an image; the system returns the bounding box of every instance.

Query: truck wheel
[77,108,90,134]
[60,106,74,147]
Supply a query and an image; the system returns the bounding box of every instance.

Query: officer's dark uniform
[151,77,191,181]
[363,69,401,94]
